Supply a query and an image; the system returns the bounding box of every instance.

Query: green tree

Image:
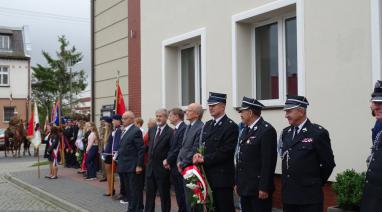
[32,35,87,118]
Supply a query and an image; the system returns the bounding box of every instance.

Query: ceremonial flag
[115,79,126,115]
[54,101,66,126]
[31,102,41,148]
[27,106,34,137]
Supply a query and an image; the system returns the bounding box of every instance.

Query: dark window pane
[3,74,8,85]
[4,107,15,122]
[285,17,298,95]
[255,22,279,100]
[181,47,195,106]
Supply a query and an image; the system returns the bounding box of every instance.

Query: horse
[4,127,14,157]
[12,124,25,158]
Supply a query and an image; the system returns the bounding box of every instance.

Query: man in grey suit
[177,103,204,212]
[177,103,204,172]
[117,111,145,212]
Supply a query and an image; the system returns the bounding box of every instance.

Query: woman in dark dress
[46,126,60,179]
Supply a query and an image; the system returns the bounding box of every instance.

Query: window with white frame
[254,15,297,101]
[0,66,9,86]
[232,1,303,107]
[162,28,206,108]
[3,107,15,122]
[180,44,202,106]
[371,0,382,85]
[0,35,10,50]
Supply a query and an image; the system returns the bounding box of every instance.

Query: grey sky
[0,0,91,96]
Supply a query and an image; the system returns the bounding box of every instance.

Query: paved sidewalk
[10,165,179,212]
[9,164,282,212]
[0,175,63,212]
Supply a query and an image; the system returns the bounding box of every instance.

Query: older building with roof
[0,26,31,128]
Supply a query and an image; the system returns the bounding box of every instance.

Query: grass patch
[31,160,50,167]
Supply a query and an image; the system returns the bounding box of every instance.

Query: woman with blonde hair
[75,121,86,168]
[101,117,115,196]
[85,122,99,180]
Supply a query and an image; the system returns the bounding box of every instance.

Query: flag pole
[111,70,119,198]
[36,101,40,179]
[58,101,65,165]
[37,145,40,178]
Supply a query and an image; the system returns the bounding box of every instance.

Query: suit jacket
[177,120,204,169]
[166,122,186,167]
[280,119,335,204]
[200,115,239,188]
[117,124,144,173]
[236,117,277,196]
[146,124,173,178]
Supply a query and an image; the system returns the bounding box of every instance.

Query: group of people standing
[43,120,102,181]
[44,82,382,212]
[97,90,336,212]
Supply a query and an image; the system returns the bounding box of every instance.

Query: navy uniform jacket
[104,127,122,155]
[146,125,173,178]
[280,119,335,205]
[236,117,277,196]
[117,125,145,173]
[166,122,186,167]
[200,115,239,188]
[363,130,382,200]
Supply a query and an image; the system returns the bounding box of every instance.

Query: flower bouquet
[181,147,213,211]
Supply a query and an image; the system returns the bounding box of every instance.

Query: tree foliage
[32,35,87,116]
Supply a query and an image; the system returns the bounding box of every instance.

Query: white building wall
[141,0,375,179]
[0,59,29,98]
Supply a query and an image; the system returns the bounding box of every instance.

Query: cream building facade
[92,0,129,122]
[141,0,382,179]
[0,26,31,128]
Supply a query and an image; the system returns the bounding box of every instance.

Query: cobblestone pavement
[0,146,281,212]
[0,175,65,212]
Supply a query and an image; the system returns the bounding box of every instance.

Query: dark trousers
[240,194,272,212]
[119,172,128,201]
[283,203,323,212]
[139,169,145,210]
[145,173,171,212]
[170,167,187,212]
[121,172,143,212]
[85,146,98,178]
[212,187,235,212]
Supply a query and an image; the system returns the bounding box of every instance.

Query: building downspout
[90,0,95,122]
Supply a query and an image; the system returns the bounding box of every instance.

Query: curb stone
[4,174,88,212]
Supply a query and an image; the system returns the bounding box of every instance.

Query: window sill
[262,105,284,110]
[0,85,10,87]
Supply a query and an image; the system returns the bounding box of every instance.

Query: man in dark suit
[279,95,335,212]
[177,103,204,211]
[163,108,187,212]
[361,81,382,211]
[235,97,277,212]
[116,111,145,212]
[193,92,239,212]
[145,109,173,212]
